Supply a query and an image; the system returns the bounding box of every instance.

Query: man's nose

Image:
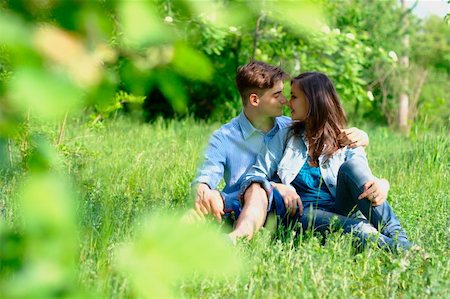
[279,94,287,105]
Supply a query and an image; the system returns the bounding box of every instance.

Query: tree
[398,0,410,133]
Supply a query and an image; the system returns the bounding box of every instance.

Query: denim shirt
[241,126,369,199]
[192,111,291,199]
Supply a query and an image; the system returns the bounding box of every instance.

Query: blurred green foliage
[116,213,244,298]
[1,1,255,297]
[1,0,448,126]
[0,0,448,297]
[414,69,450,130]
[412,16,450,72]
[410,16,450,129]
[325,0,448,128]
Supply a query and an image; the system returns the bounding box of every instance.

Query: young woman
[241,72,411,251]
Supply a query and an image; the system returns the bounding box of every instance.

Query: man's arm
[193,183,224,222]
[192,132,226,221]
[339,127,369,148]
[240,128,289,196]
[192,132,226,189]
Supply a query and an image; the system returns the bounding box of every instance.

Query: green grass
[1,117,449,298]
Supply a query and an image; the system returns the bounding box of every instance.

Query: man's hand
[194,183,224,222]
[339,127,369,148]
[273,183,303,216]
[358,178,390,206]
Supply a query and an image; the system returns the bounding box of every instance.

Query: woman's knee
[338,159,372,183]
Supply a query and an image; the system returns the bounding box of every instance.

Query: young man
[191,61,370,241]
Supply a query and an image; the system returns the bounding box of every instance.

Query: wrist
[197,182,211,191]
[218,191,225,206]
[271,182,296,193]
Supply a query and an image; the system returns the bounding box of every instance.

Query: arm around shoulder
[340,127,369,148]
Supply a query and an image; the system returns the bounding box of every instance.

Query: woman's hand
[358,178,390,206]
[273,183,303,216]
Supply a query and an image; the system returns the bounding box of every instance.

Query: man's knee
[243,183,268,209]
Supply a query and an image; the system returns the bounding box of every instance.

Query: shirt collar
[238,111,257,140]
[238,111,281,140]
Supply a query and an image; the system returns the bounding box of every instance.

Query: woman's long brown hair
[290,72,347,166]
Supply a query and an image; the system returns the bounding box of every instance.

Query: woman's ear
[249,93,259,107]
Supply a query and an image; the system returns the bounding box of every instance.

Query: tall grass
[1,117,449,298]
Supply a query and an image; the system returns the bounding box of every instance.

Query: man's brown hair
[236,61,288,105]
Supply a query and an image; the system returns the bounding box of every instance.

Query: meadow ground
[1,117,449,298]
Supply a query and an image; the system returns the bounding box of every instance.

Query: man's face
[257,80,287,117]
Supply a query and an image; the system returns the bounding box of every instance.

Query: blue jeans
[332,159,410,250]
[272,160,411,251]
[222,191,242,221]
[272,190,397,250]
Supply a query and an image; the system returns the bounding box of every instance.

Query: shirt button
[330,184,334,188]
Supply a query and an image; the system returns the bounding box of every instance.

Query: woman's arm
[271,182,303,216]
[345,146,389,206]
[358,178,390,206]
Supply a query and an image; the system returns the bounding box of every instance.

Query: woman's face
[289,82,308,121]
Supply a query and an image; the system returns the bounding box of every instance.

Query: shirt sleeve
[240,129,288,195]
[345,146,368,164]
[192,131,226,190]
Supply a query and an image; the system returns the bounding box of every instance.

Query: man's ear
[249,93,259,107]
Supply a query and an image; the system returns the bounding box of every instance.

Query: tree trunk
[398,0,410,133]
[251,14,264,60]
[409,69,428,121]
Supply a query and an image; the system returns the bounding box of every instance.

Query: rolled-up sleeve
[345,146,368,163]
[240,128,288,197]
[192,131,226,190]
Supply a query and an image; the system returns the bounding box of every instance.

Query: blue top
[292,161,333,205]
[193,111,291,200]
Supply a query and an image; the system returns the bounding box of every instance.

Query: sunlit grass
[1,117,449,298]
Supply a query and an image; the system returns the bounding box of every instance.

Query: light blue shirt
[241,126,370,200]
[193,111,291,199]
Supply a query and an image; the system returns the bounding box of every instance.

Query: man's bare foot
[226,233,237,246]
